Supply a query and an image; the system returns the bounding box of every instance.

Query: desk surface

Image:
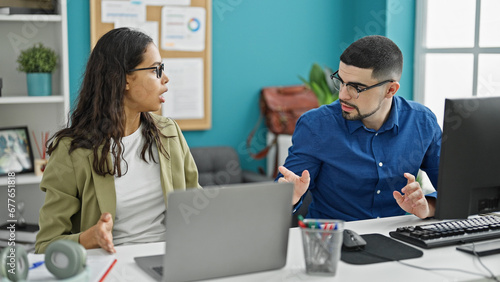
[90,215,500,282]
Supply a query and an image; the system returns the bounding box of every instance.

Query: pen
[30,261,44,270]
[298,220,307,228]
[322,223,337,230]
[315,221,321,229]
[297,215,307,228]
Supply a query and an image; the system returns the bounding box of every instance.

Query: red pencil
[99,259,117,282]
[32,130,42,159]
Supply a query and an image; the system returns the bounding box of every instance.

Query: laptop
[134,182,294,282]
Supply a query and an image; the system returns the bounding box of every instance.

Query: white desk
[91,215,500,282]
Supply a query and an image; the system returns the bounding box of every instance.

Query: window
[414,0,500,126]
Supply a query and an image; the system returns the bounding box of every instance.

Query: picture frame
[0,126,35,176]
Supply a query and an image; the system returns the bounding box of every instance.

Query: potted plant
[16,43,57,96]
[299,63,338,105]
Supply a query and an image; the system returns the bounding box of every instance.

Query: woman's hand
[79,213,116,253]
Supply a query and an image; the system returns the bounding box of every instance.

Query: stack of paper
[0,223,38,252]
[27,253,117,282]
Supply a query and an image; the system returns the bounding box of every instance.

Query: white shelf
[0,96,65,104]
[0,14,61,22]
[0,173,42,187]
[0,0,67,226]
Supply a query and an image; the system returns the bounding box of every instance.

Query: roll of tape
[0,246,29,282]
[44,240,86,280]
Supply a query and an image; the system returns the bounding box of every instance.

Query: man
[278,35,441,221]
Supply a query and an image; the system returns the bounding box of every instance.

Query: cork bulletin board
[90,0,212,130]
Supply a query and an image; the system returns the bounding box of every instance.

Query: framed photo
[0,126,35,176]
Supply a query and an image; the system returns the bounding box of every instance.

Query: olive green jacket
[35,115,200,253]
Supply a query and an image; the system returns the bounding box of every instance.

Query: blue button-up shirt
[279,96,442,221]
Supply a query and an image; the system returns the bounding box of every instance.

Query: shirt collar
[345,96,400,135]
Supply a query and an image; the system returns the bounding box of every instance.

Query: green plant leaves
[300,63,339,105]
[17,43,57,73]
[311,81,325,104]
[309,63,325,86]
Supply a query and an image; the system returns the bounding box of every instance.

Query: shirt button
[375,133,378,136]
[379,162,383,167]
[377,190,381,194]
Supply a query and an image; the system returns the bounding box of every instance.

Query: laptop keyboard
[153,266,163,276]
[389,215,500,249]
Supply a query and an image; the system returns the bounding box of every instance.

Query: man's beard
[340,99,382,121]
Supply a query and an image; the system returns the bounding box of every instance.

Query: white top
[112,124,166,245]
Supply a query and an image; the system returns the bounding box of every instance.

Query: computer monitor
[434,96,500,219]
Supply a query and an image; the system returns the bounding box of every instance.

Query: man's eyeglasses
[330,70,394,99]
[128,63,164,79]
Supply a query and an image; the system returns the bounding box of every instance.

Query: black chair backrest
[190,146,243,186]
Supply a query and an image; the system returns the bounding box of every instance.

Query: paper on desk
[27,252,116,282]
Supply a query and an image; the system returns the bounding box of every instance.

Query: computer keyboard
[389,215,500,249]
[153,266,163,276]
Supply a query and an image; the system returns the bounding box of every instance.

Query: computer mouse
[343,229,367,250]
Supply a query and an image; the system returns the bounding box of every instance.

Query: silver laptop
[134,182,294,282]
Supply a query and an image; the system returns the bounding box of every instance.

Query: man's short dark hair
[340,35,403,81]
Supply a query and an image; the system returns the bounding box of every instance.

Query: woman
[35,28,200,254]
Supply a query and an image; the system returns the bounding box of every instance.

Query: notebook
[134,182,294,282]
[27,253,117,282]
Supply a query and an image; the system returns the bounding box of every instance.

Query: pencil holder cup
[301,219,344,276]
[34,158,48,176]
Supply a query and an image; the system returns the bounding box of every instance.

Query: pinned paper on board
[91,0,212,129]
[143,0,191,5]
[115,21,159,47]
[101,1,146,23]
[161,6,206,51]
[162,58,204,120]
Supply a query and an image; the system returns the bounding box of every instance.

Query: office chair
[190,146,273,186]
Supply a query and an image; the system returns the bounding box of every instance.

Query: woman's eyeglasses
[128,63,164,79]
